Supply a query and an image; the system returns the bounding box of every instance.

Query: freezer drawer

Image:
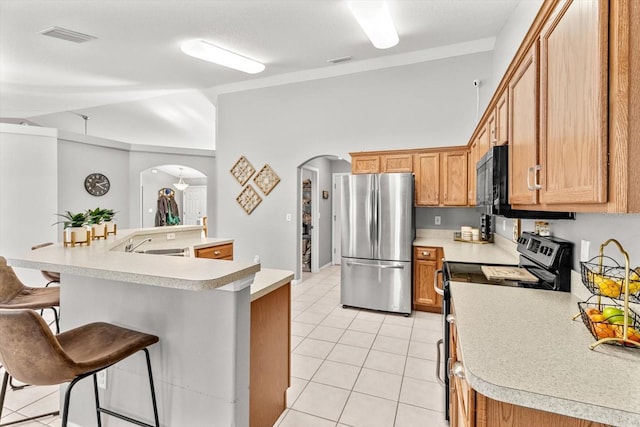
[341,257,412,315]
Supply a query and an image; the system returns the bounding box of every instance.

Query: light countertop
[451,281,640,427]
[413,229,520,265]
[251,269,294,302]
[8,226,259,291]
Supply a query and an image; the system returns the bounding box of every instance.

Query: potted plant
[86,207,117,238]
[53,211,90,246]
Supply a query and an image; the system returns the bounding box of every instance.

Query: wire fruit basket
[576,239,640,349]
[581,256,640,303]
[578,300,640,346]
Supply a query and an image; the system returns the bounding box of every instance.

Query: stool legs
[62,349,159,427]
[0,371,59,427]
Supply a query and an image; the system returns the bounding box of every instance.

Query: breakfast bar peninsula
[8,225,291,427]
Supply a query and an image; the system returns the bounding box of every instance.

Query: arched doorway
[296,155,351,279]
[140,165,207,228]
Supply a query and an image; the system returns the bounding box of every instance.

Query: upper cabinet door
[495,91,509,146]
[509,44,540,205]
[380,153,413,173]
[351,154,380,174]
[442,151,468,206]
[414,152,440,206]
[539,0,608,204]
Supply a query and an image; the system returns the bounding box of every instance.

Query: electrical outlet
[286,213,292,222]
[581,240,591,262]
[435,216,441,225]
[167,233,175,240]
[97,370,107,389]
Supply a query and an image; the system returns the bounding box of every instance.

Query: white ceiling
[1,0,522,120]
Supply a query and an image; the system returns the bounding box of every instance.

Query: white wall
[491,0,544,92]
[216,52,493,273]
[57,139,130,234]
[0,123,58,283]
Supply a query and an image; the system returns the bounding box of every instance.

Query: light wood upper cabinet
[442,151,468,206]
[538,0,608,205]
[415,150,468,207]
[380,153,413,173]
[414,152,440,206]
[509,44,540,206]
[476,122,491,160]
[467,141,478,206]
[351,154,380,174]
[495,91,509,145]
[351,152,413,174]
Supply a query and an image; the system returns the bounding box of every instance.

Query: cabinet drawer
[414,247,437,261]
[195,243,233,260]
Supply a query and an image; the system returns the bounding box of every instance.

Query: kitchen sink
[135,248,189,256]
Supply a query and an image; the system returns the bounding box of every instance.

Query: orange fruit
[593,322,616,339]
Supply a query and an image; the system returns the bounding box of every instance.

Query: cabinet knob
[214,250,221,255]
[452,361,466,379]
[422,251,430,256]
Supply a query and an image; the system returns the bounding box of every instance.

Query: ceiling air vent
[39,26,97,43]
[327,56,352,64]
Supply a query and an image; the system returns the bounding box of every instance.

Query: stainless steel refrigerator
[340,173,414,315]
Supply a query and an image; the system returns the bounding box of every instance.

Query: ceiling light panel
[181,40,265,74]
[40,26,97,43]
[348,1,399,49]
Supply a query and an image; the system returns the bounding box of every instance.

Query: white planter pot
[65,226,90,245]
[105,221,117,234]
[91,223,106,238]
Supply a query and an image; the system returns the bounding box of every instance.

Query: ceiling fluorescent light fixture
[181,39,265,74]
[348,1,399,49]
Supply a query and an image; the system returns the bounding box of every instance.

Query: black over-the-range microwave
[475,145,575,220]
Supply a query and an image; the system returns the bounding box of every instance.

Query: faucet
[125,238,152,253]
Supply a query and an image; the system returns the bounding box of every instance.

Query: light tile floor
[276,265,448,427]
[0,265,448,427]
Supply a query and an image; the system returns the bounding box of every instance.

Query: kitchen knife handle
[346,261,404,269]
[435,339,445,385]
[434,269,444,296]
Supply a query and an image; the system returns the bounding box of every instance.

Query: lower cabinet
[194,242,233,260]
[413,246,442,312]
[250,283,291,427]
[449,316,610,427]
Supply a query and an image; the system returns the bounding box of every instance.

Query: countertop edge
[251,269,294,301]
[463,361,636,426]
[452,282,640,427]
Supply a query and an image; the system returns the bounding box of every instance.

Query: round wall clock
[84,173,110,196]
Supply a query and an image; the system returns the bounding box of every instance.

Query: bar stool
[0,256,59,333]
[30,243,60,286]
[0,309,160,427]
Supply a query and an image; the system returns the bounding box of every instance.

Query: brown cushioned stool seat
[0,309,160,427]
[0,257,59,333]
[30,243,61,285]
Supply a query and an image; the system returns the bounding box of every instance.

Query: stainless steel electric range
[437,232,573,420]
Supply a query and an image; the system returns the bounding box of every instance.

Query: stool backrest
[0,257,25,303]
[0,309,77,385]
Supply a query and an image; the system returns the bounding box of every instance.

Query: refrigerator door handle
[346,261,405,269]
[371,178,378,257]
